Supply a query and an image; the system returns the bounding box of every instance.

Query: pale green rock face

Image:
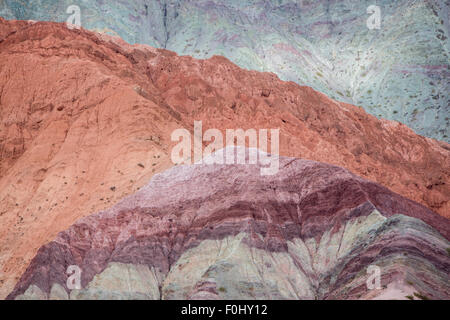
[15,285,47,300]
[49,283,69,300]
[1,0,448,141]
[159,210,389,299]
[70,263,163,300]
[162,232,317,300]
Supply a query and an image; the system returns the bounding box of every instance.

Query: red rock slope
[0,18,448,298]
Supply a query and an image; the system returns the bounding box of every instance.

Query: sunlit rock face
[1,0,448,141]
[7,148,450,300]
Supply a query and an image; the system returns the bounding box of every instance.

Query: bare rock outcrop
[0,18,448,298]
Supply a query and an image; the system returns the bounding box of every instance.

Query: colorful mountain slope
[1,0,448,141]
[0,18,448,298]
[7,148,450,300]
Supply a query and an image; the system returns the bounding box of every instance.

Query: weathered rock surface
[1,0,448,141]
[7,148,450,300]
[0,18,449,298]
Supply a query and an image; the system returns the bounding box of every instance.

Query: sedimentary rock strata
[0,17,448,299]
[8,149,450,300]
